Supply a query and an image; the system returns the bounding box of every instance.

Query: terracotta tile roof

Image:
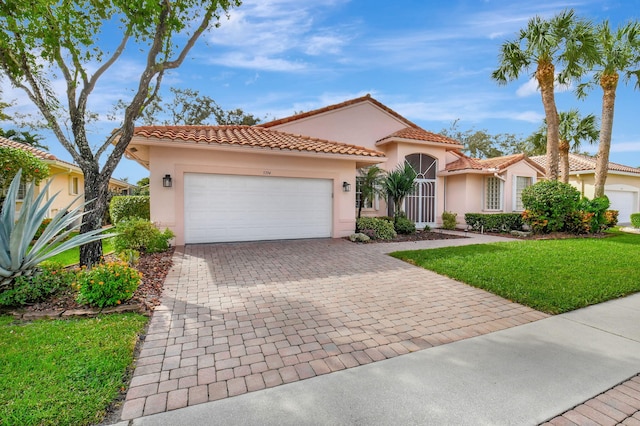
[379,127,463,147]
[530,153,640,175]
[445,153,484,171]
[0,137,56,160]
[260,94,420,129]
[133,125,386,158]
[444,152,545,173]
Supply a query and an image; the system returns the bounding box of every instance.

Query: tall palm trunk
[559,139,570,183]
[537,60,560,180]
[594,72,618,198]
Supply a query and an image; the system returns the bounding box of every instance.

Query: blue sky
[3,0,640,183]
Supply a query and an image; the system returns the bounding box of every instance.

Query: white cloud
[516,77,574,97]
[209,53,307,72]
[610,141,640,153]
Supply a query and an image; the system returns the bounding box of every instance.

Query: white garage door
[184,173,333,243]
[606,190,637,223]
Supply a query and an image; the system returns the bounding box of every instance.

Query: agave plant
[0,170,114,290]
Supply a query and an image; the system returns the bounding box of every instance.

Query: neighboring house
[530,153,640,223]
[0,138,133,218]
[127,95,549,245]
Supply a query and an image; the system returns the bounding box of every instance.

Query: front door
[404,153,437,228]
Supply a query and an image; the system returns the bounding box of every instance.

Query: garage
[184,173,333,244]
[606,189,638,224]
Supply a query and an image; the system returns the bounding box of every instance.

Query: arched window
[405,153,437,179]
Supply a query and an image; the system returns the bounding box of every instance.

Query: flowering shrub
[75,261,142,308]
[604,210,618,228]
[0,261,74,307]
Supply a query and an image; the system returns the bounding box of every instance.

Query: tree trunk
[559,139,570,183]
[594,73,618,198]
[78,165,109,267]
[536,60,560,180]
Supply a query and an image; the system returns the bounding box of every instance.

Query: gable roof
[444,152,546,174]
[377,127,463,148]
[260,94,420,130]
[132,125,386,158]
[530,153,640,175]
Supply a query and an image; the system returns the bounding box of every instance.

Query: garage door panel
[184,173,332,243]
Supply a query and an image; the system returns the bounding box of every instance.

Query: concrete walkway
[130,293,640,425]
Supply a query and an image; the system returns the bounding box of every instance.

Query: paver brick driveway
[122,236,548,420]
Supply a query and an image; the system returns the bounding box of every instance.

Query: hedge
[632,213,640,229]
[109,195,150,224]
[464,213,524,232]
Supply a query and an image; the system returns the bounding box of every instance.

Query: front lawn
[0,314,148,426]
[391,231,640,314]
[45,237,115,267]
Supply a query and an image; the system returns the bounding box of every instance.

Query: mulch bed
[2,248,175,319]
[351,230,467,243]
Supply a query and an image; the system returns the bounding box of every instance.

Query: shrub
[33,218,52,241]
[75,261,142,308]
[355,217,397,240]
[576,196,610,233]
[442,211,457,230]
[394,216,416,234]
[109,195,150,224]
[631,213,640,228]
[564,210,595,234]
[604,210,618,228]
[0,262,75,307]
[348,233,371,243]
[521,180,580,233]
[114,218,174,254]
[464,213,524,232]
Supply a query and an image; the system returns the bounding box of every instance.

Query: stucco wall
[148,145,359,245]
[270,102,408,150]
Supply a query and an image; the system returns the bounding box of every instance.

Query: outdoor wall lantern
[162,174,173,188]
[342,181,351,192]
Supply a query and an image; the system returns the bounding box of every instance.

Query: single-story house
[530,153,640,223]
[1,137,133,217]
[126,95,555,245]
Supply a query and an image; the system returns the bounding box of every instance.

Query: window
[514,176,533,211]
[70,176,79,195]
[16,182,26,201]
[355,176,374,209]
[485,176,503,210]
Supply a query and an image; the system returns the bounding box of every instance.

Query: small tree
[383,163,417,221]
[0,147,49,202]
[357,166,385,218]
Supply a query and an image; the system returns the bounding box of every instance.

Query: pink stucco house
[125,95,600,245]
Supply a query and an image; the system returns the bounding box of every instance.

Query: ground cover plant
[391,231,640,314]
[0,314,147,426]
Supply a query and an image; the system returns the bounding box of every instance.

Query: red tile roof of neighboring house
[260,94,420,129]
[379,127,463,147]
[530,153,640,175]
[0,137,56,160]
[133,125,386,158]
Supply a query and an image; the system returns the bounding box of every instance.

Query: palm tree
[0,129,48,150]
[383,162,417,221]
[527,110,599,183]
[357,166,385,219]
[577,21,640,197]
[492,10,598,180]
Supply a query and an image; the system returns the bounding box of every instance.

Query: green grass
[45,237,115,266]
[390,231,640,314]
[0,314,148,426]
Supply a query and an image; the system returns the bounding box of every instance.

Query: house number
[263,171,271,175]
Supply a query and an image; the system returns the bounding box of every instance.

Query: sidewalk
[129,293,640,425]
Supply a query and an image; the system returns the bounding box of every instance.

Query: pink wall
[271,102,408,150]
[148,144,363,245]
